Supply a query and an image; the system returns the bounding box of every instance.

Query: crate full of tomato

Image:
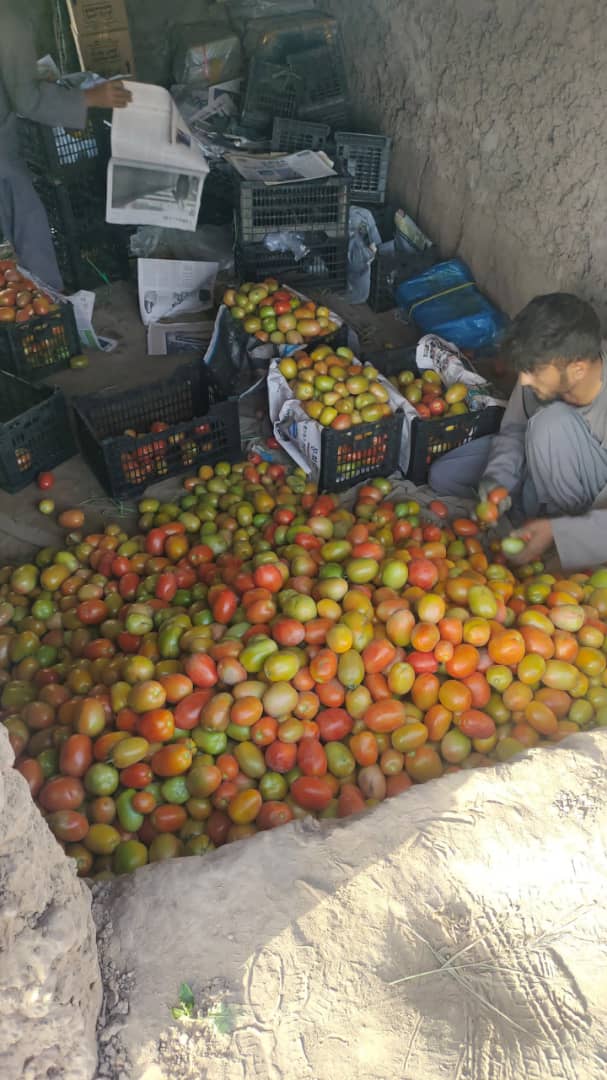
[72,359,241,499]
[365,336,506,485]
[0,258,80,381]
[267,345,404,492]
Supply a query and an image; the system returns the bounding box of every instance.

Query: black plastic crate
[236,234,348,290]
[72,362,242,499]
[364,347,504,485]
[288,46,350,127]
[335,132,391,204]
[18,113,111,179]
[234,173,350,243]
[0,372,75,493]
[317,413,404,493]
[32,176,129,291]
[241,58,302,130]
[271,117,330,154]
[0,304,80,382]
[369,246,441,313]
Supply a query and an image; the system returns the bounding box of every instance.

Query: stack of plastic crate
[18,112,129,291]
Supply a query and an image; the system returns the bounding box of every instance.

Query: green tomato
[325,741,356,779]
[113,840,148,874]
[259,771,288,801]
[160,776,190,804]
[84,763,119,796]
[116,789,145,832]
[192,729,227,756]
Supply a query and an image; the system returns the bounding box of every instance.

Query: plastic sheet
[129,225,234,271]
[173,31,242,87]
[396,259,509,350]
[345,206,382,304]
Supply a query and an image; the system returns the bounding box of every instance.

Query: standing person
[429,293,607,571]
[0,6,131,289]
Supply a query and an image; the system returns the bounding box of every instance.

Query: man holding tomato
[429,293,607,571]
[0,7,131,288]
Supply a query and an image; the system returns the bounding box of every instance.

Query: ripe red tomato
[317,707,353,742]
[257,801,294,830]
[59,734,94,778]
[37,471,55,490]
[155,572,177,602]
[290,776,333,811]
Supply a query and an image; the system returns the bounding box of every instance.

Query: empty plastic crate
[288,46,350,127]
[236,234,348,290]
[0,304,80,382]
[335,132,391,204]
[364,346,504,485]
[241,13,341,62]
[17,113,111,179]
[31,175,129,292]
[0,372,75,493]
[241,58,301,130]
[271,117,330,154]
[72,361,241,499]
[234,173,350,242]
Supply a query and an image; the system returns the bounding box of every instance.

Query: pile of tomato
[2,458,607,879]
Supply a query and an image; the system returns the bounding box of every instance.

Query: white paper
[107,83,209,231]
[147,319,214,356]
[138,259,219,326]
[226,149,335,186]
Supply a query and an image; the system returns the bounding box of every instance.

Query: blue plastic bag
[396,258,508,350]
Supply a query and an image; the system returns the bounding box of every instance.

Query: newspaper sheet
[226,149,335,185]
[147,319,214,356]
[107,83,209,231]
[137,259,219,326]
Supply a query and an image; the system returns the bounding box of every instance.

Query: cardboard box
[68,0,128,36]
[75,29,136,78]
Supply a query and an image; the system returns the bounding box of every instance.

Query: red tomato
[37,471,55,490]
[364,699,406,733]
[174,689,213,729]
[297,739,328,776]
[184,653,218,688]
[120,762,153,789]
[317,707,353,742]
[337,783,366,818]
[39,776,84,812]
[290,776,333,811]
[151,804,188,833]
[155,572,177,602]
[16,757,44,798]
[211,588,238,625]
[253,563,284,593]
[257,801,294,830]
[59,734,94,778]
[264,740,297,773]
[77,599,108,625]
[137,709,175,743]
[151,744,193,777]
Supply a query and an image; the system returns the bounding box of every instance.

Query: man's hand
[478,478,512,517]
[508,518,554,565]
[85,81,132,110]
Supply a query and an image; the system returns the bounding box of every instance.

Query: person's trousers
[428,402,607,518]
[0,166,63,290]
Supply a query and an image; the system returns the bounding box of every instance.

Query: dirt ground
[92,731,607,1080]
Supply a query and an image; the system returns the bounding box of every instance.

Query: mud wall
[329,0,607,319]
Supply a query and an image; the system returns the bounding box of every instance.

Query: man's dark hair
[501,293,601,373]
